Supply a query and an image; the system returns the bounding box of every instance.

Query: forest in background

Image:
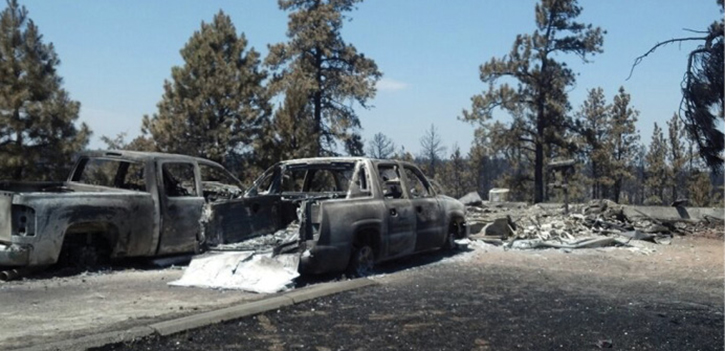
[0,0,722,206]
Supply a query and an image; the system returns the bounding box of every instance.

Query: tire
[443,219,463,251]
[347,244,375,278]
[194,231,206,255]
[59,234,109,269]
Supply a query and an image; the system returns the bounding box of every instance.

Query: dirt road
[97,236,724,350]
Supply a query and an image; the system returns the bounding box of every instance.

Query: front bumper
[0,242,31,266]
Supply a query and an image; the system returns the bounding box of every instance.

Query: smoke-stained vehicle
[0,150,243,274]
[236,157,469,276]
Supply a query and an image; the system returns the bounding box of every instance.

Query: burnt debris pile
[465,199,724,250]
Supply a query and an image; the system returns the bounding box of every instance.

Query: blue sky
[17,0,723,157]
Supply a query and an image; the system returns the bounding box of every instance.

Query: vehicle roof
[277,157,419,168]
[78,150,224,168]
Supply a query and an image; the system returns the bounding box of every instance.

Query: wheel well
[449,216,465,239]
[353,227,381,257]
[62,222,119,254]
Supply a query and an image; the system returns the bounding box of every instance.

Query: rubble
[467,199,724,250]
[170,222,302,293]
[212,222,300,254]
[458,192,483,206]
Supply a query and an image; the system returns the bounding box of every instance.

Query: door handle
[390,208,398,217]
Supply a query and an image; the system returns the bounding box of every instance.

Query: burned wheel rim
[350,245,374,277]
[444,220,462,251]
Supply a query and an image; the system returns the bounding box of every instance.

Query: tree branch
[627,36,709,80]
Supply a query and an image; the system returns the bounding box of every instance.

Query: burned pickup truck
[0,150,243,274]
[205,157,468,276]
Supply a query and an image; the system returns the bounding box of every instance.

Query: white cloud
[376,78,409,92]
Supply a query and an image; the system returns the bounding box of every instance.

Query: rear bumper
[0,242,30,266]
[299,241,350,275]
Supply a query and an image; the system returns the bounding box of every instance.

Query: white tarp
[169,251,300,294]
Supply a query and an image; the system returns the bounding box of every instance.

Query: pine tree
[609,86,640,203]
[487,119,535,202]
[666,113,687,203]
[265,0,381,156]
[467,141,489,198]
[419,124,446,178]
[644,123,669,205]
[463,0,604,203]
[100,132,155,152]
[440,145,472,199]
[366,132,395,159]
[0,0,90,180]
[574,87,611,199]
[142,11,270,175]
[269,82,318,161]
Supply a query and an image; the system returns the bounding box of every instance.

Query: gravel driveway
[96,236,724,350]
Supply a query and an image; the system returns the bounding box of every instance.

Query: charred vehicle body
[0,150,243,273]
[204,157,468,276]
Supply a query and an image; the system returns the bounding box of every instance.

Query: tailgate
[0,192,12,243]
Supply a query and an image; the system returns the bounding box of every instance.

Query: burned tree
[367,132,395,159]
[630,0,724,173]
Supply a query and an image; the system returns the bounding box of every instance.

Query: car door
[156,161,205,255]
[403,165,443,251]
[377,163,415,259]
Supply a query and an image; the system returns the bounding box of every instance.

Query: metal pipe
[0,266,44,281]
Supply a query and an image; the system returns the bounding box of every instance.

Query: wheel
[347,244,375,277]
[194,231,206,255]
[59,234,109,269]
[443,220,463,251]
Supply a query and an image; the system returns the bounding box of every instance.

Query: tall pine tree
[265,0,381,156]
[666,113,687,203]
[142,11,270,177]
[574,87,611,199]
[463,0,604,203]
[0,0,90,180]
[645,123,668,205]
[609,87,640,203]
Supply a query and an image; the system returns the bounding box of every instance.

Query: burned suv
[237,157,469,276]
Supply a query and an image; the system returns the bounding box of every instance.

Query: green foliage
[687,171,714,206]
[367,132,395,159]
[645,123,668,203]
[266,0,381,156]
[666,113,687,202]
[100,132,155,152]
[608,87,640,203]
[0,0,90,180]
[142,11,271,179]
[439,145,475,199]
[463,0,604,203]
[268,82,318,161]
[393,146,415,162]
[574,87,612,199]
